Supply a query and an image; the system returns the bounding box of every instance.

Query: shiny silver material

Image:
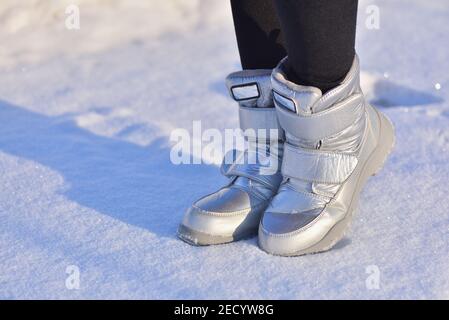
[178,69,284,245]
[231,83,259,101]
[281,145,358,184]
[259,55,395,256]
[226,69,274,108]
[239,106,281,134]
[274,92,365,142]
[273,91,297,113]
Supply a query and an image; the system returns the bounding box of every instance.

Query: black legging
[230,0,358,93]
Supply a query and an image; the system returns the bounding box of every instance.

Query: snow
[0,0,448,299]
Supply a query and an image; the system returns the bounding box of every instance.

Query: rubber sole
[177,224,257,246]
[276,110,395,256]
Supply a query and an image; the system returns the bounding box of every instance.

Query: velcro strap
[221,149,281,189]
[275,93,364,141]
[282,144,358,184]
[239,106,283,140]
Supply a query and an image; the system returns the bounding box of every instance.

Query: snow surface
[0,0,448,299]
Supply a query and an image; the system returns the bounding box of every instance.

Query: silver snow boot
[178,69,284,245]
[258,55,395,256]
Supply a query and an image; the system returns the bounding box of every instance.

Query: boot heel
[370,110,395,177]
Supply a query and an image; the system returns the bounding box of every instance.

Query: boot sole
[282,109,395,256]
[177,224,257,246]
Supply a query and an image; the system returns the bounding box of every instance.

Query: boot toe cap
[258,209,332,256]
[179,187,268,244]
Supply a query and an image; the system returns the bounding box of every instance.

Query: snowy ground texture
[0,0,448,299]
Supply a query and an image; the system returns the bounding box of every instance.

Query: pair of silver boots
[178,55,394,256]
